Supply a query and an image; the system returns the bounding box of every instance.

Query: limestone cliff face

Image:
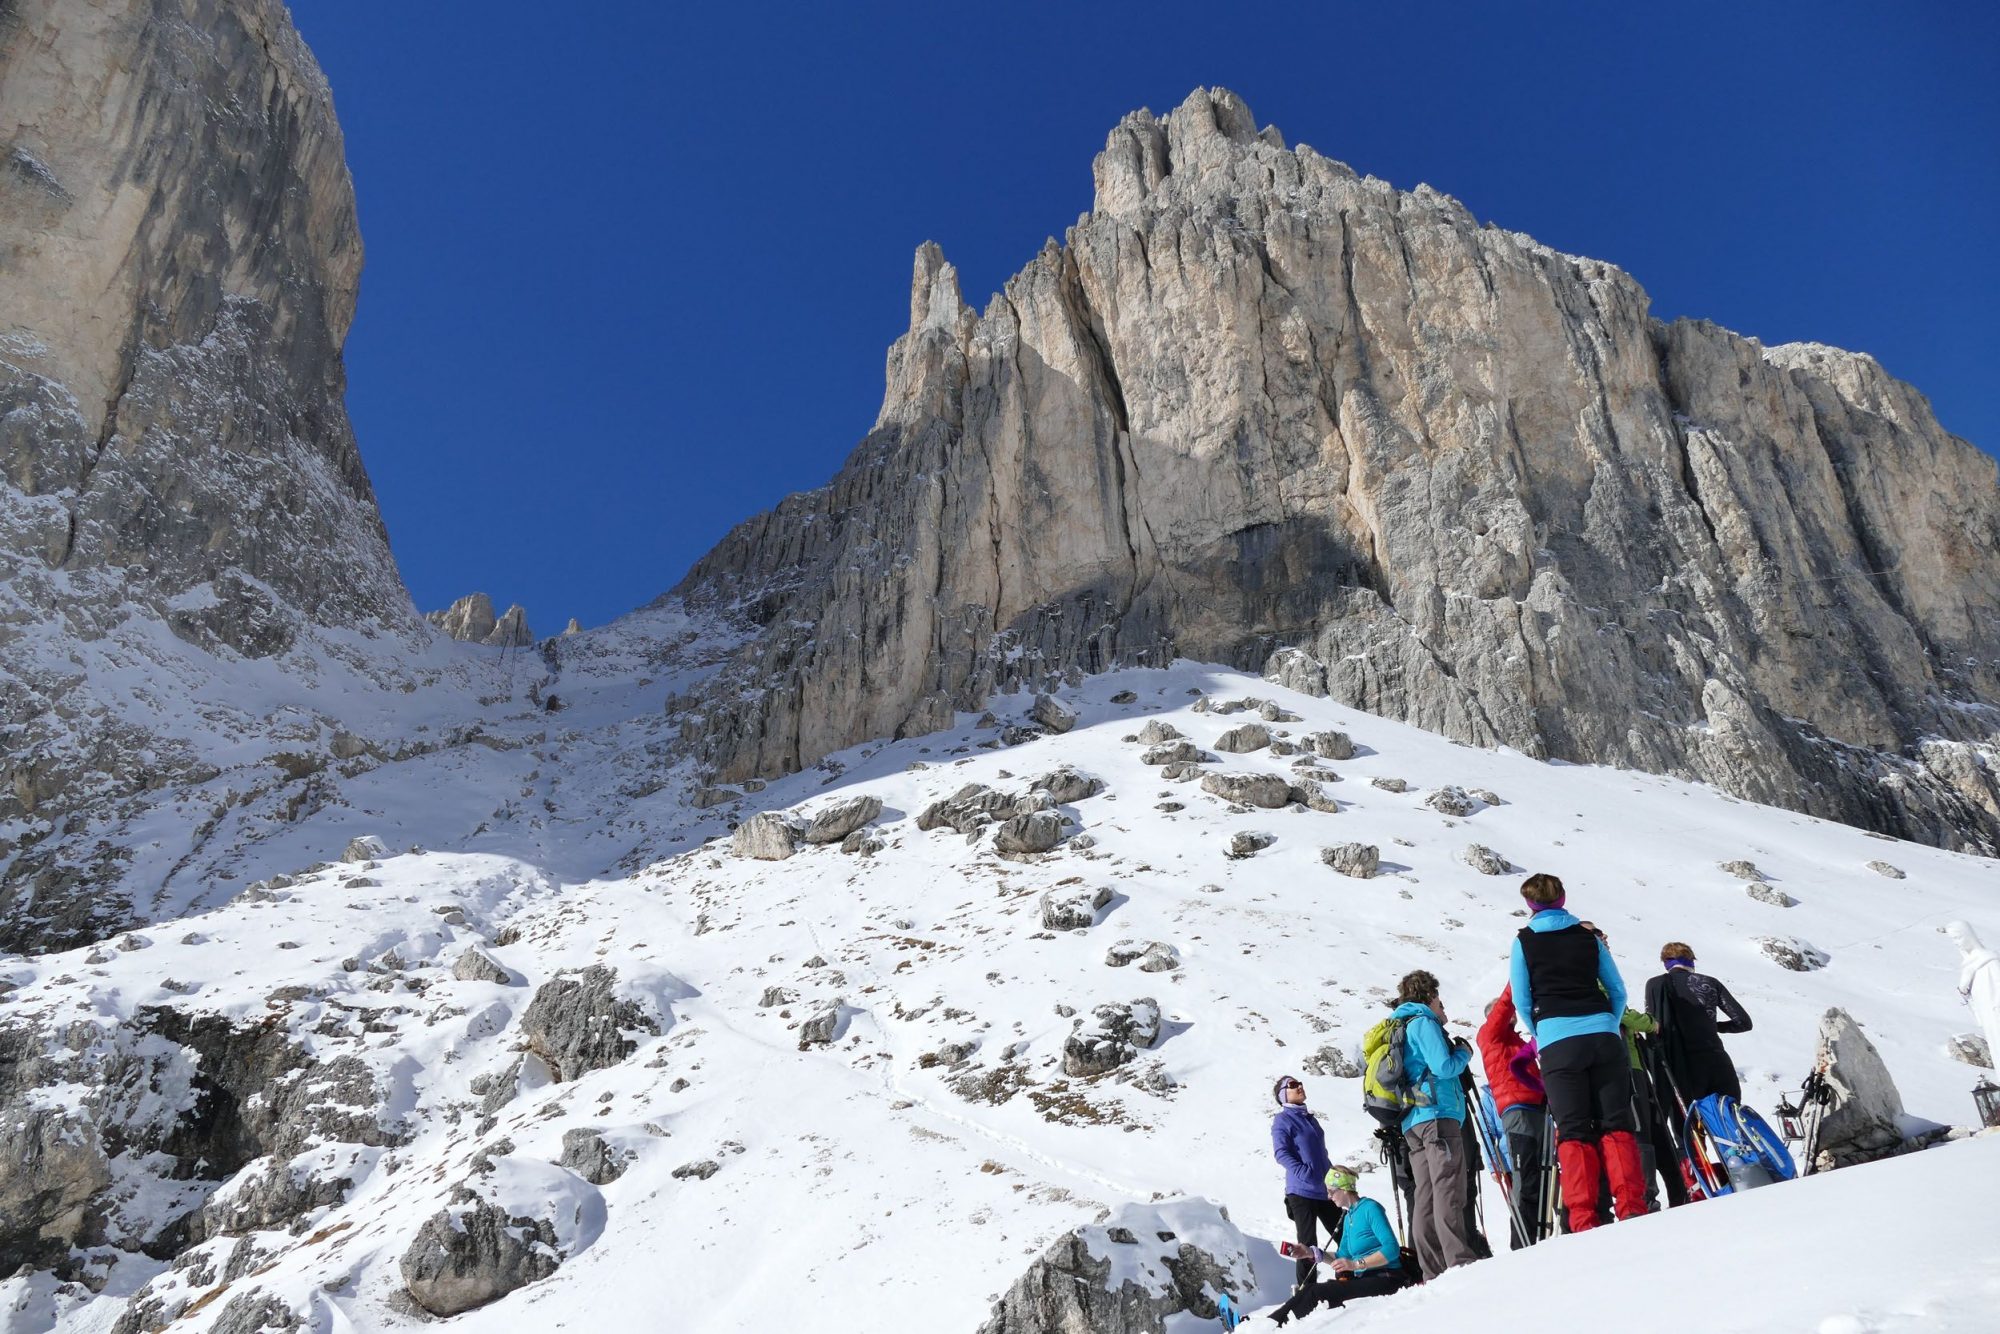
[0,0,425,943]
[670,89,2000,852]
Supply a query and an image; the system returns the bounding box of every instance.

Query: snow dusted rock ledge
[976,1198,1254,1334]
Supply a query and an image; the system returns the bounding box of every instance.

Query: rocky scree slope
[0,0,448,951]
[1,667,1995,1332]
[667,87,2000,854]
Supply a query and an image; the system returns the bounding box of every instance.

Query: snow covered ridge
[2,665,1997,1332]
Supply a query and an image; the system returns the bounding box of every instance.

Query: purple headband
[1525,891,1565,911]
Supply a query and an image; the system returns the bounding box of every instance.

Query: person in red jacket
[1477,990,1548,1247]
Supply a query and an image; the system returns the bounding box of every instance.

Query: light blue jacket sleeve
[1597,940,1627,1016]
[1409,1011,1471,1082]
[1509,937,1534,1040]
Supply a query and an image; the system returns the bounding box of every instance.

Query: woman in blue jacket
[1270,1075,1342,1289]
[1266,1165,1410,1326]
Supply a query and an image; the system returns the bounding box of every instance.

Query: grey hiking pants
[1406,1117,1481,1277]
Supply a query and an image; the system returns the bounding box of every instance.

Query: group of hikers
[1263,872,1760,1325]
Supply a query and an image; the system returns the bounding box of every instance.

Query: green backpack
[1361,1014,1430,1125]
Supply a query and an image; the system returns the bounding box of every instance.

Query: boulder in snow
[1041,885,1113,931]
[559,1127,633,1185]
[1062,999,1162,1077]
[1032,766,1104,804]
[994,811,1066,856]
[1213,723,1271,754]
[520,965,659,1082]
[1104,941,1177,973]
[1747,882,1798,908]
[1142,740,1204,766]
[1301,1044,1363,1078]
[1226,831,1276,859]
[1867,860,1906,880]
[1302,730,1354,760]
[1322,843,1380,879]
[1199,771,1292,809]
[400,1198,563,1316]
[800,793,883,845]
[1030,694,1078,734]
[1463,844,1511,875]
[731,811,802,860]
[1757,936,1829,972]
[1370,776,1408,793]
[1136,719,1183,745]
[341,835,388,863]
[1424,785,1479,816]
[1813,1007,1911,1167]
[452,947,514,985]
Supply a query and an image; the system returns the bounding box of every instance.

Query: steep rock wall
[0,0,427,946]
[669,88,2000,852]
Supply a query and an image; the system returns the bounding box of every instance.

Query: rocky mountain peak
[663,86,2000,852]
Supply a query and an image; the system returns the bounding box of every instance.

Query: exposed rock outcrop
[976,1199,1252,1334]
[0,0,432,949]
[520,966,659,1082]
[428,593,534,647]
[659,87,2000,855]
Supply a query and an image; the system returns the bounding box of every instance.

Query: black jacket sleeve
[1712,979,1752,1034]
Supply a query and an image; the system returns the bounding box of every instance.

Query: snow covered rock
[1758,936,1830,972]
[1946,1033,1993,1069]
[1041,885,1113,931]
[1226,831,1276,859]
[1747,882,1799,908]
[840,829,885,856]
[1289,779,1342,813]
[341,835,388,863]
[1463,843,1511,875]
[798,1000,846,1046]
[1301,1044,1363,1078]
[1199,771,1292,809]
[918,783,1015,834]
[198,1153,351,1239]
[1030,695,1078,735]
[1813,1007,1911,1167]
[1032,765,1105,804]
[1142,740,1204,766]
[559,1127,634,1185]
[801,794,883,845]
[1721,859,1766,881]
[1302,730,1355,760]
[400,1197,563,1316]
[208,1291,306,1333]
[453,946,515,984]
[1867,860,1906,879]
[1105,941,1177,973]
[1136,719,1183,744]
[994,810,1067,856]
[1213,723,1271,754]
[520,966,659,1081]
[1322,843,1380,878]
[1062,999,1162,1076]
[1424,785,1479,816]
[974,1197,1252,1334]
[731,810,802,860]
[1370,776,1409,793]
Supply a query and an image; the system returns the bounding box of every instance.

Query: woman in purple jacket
[1271,1075,1343,1290]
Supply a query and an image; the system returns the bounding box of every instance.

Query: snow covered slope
[3,663,1996,1332]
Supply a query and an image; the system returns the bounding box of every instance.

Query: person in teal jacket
[1265,1165,1411,1326]
[1390,971,1481,1277]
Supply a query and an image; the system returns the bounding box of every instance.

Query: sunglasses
[1280,1079,1303,1090]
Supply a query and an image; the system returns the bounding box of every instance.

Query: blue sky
[291,2,1998,632]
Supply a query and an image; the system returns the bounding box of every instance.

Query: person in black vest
[1506,873,1646,1231]
[1644,941,1752,1103]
